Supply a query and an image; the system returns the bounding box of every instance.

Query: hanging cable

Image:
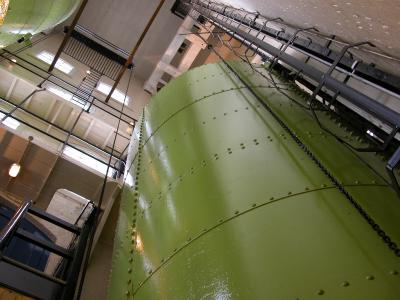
[74,67,134,300]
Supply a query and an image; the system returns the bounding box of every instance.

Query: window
[37,51,73,74]
[48,87,72,101]
[0,112,21,130]
[48,87,89,110]
[63,146,114,177]
[96,82,129,104]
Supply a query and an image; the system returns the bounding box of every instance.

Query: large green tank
[108,61,400,299]
[0,0,82,47]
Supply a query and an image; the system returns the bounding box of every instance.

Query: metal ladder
[0,201,97,300]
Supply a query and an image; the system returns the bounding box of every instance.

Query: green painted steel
[0,0,82,47]
[109,61,400,299]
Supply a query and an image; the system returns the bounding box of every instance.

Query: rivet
[161,258,165,263]
[127,279,132,284]
[316,289,324,295]
[270,197,274,200]
[252,203,257,208]
[187,237,192,242]
[148,269,153,274]
[288,192,292,195]
[173,248,177,252]
[125,291,130,296]
[366,275,374,280]
[389,270,398,275]
[341,281,349,287]
[219,219,223,223]
[235,211,239,215]
[355,180,359,185]
[371,180,376,184]
[128,268,132,273]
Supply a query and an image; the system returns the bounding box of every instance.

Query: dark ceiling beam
[48,0,89,72]
[105,0,166,103]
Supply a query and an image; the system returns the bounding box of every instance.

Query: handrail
[0,200,32,251]
[75,24,130,58]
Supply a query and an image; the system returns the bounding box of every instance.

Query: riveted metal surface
[108,62,400,299]
[0,0,82,47]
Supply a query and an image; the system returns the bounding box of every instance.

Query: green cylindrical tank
[0,0,82,47]
[109,61,400,299]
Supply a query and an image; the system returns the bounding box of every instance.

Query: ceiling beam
[83,119,95,139]
[45,98,58,119]
[48,0,89,72]
[102,129,114,149]
[6,77,18,99]
[46,102,65,133]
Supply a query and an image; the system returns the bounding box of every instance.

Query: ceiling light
[86,70,91,74]
[9,162,21,178]
[11,58,17,63]
[0,0,10,26]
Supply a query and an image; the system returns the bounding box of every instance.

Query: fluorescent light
[37,51,73,74]
[9,163,21,178]
[63,146,114,177]
[97,82,129,104]
[0,112,21,129]
[367,130,375,137]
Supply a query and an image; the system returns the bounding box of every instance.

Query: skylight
[63,146,114,177]
[97,82,129,104]
[37,51,73,74]
[0,112,21,130]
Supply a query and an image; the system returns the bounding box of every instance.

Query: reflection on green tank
[108,61,400,299]
[0,0,82,47]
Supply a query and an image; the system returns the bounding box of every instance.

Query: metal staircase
[0,200,97,300]
[71,70,102,109]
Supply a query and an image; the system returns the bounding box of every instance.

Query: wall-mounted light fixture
[8,162,21,178]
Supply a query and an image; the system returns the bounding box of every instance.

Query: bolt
[316,289,324,295]
[390,270,398,275]
[341,281,349,287]
[366,275,374,280]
